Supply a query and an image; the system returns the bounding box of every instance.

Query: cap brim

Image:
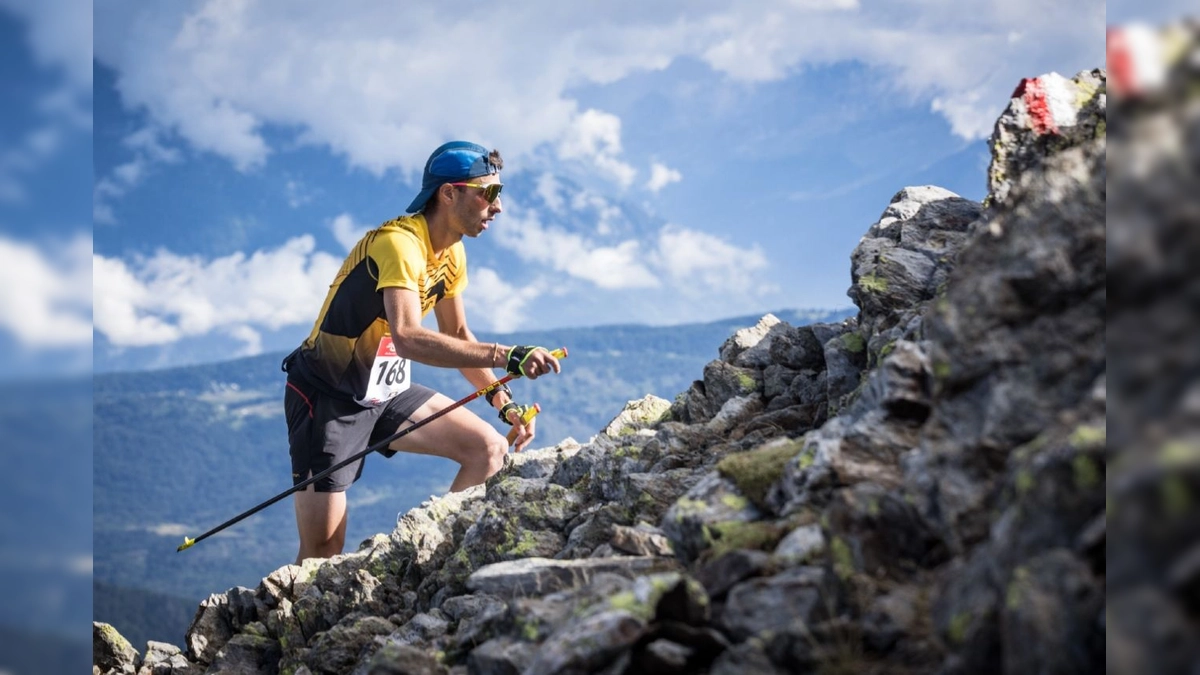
[406,186,438,213]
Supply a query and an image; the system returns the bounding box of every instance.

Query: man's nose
[490,196,503,214]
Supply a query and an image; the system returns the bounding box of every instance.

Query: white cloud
[462,266,543,333]
[0,124,66,205]
[0,0,93,205]
[329,212,370,252]
[535,173,565,213]
[493,210,659,290]
[0,0,93,93]
[492,202,772,301]
[647,163,683,193]
[0,233,92,348]
[93,126,181,224]
[93,236,342,351]
[557,110,637,188]
[89,0,1105,192]
[656,226,772,295]
[286,179,315,208]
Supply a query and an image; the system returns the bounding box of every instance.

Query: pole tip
[177,536,196,552]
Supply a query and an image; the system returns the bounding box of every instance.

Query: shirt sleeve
[367,227,426,292]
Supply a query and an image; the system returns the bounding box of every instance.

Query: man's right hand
[504,346,561,379]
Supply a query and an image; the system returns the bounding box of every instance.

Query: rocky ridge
[95,65,1110,675]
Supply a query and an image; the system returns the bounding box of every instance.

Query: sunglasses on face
[449,182,503,203]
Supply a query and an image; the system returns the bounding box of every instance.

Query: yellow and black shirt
[287,214,467,403]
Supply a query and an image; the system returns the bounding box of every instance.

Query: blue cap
[406,141,500,213]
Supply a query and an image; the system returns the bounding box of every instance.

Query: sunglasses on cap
[449,182,503,203]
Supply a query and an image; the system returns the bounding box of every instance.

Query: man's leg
[293,486,348,563]
[388,393,508,491]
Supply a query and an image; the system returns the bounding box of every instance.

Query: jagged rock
[602,394,672,437]
[683,360,762,423]
[709,638,786,675]
[719,566,835,642]
[718,313,781,364]
[94,622,140,675]
[137,641,202,675]
[988,69,1106,206]
[661,472,764,564]
[1106,588,1197,675]
[507,439,583,479]
[205,633,281,674]
[633,639,693,675]
[466,556,681,596]
[822,320,867,415]
[525,609,646,675]
[467,637,535,675]
[390,611,450,647]
[1001,549,1103,673]
[694,549,770,600]
[610,523,674,557]
[848,185,982,369]
[364,643,448,674]
[860,585,923,656]
[705,394,764,434]
[772,523,825,566]
[185,593,234,664]
[825,481,947,581]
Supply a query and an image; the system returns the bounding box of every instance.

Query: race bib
[357,336,411,406]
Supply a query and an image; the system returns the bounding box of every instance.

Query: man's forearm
[392,325,507,370]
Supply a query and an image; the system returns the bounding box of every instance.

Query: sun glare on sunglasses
[450,182,503,203]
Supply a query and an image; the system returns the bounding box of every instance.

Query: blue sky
[2,0,1178,377]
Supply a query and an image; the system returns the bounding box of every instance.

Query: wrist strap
[498,401,520,426]
[485,383,512,407]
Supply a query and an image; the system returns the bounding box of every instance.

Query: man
[281,140,560,563]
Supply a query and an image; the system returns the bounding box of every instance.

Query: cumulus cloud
[656,226,772,294]
[492,200,772,302]
[93,127,181,224]
[93,236,342,352]
[0,0,92,93]
[494,210,660,290]
[557,110,637,188]
[0,233,93,348]
[329,212,370,252]
[535,173,565,214]
[647,163,682,193]
[90,0,1104,190]
[462,266,543,333]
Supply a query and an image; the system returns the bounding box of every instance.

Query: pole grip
[505,403,542,445]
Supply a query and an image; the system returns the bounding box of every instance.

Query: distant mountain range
[93,308,853,651]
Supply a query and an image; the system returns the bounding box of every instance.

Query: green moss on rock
[830,536,854,580]
[858,272,889,293]
[1069,424,1106,449]
[1072,454,1102,490]
[706,520,784,560]
[947,611,971,645]
[839,332,866,353]
[716,439,805,510]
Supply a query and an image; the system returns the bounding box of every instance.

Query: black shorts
[284,375,438,492]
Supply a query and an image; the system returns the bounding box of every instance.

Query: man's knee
[483,432,508,475]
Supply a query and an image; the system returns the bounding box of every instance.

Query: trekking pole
[505,403,542,446]
[177,347,568,552]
